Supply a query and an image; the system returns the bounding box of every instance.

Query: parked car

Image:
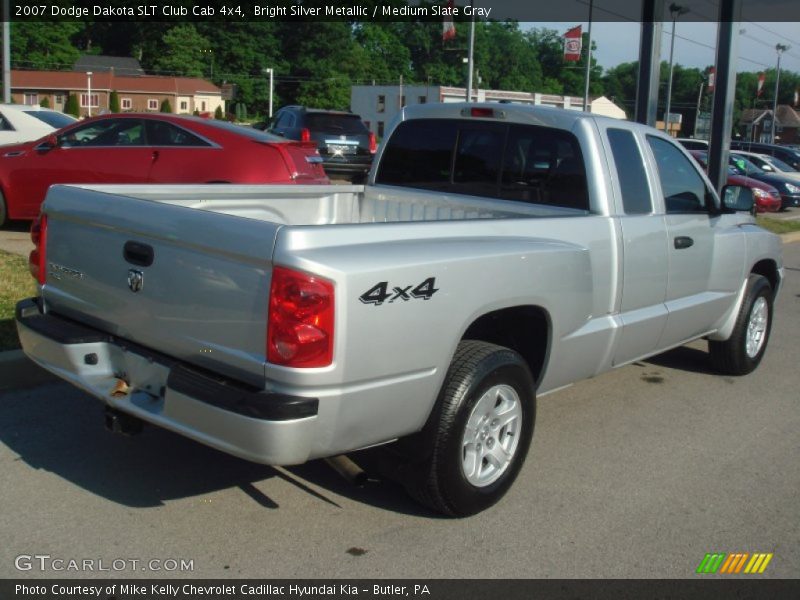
[730,140,800,171]
[0,104,77,145]
[0,113,328,227]
[732,150,800,183]
[677,138,709,151]
[263,106,376,181]
[18,103,782,516]
[727,152,800,209]
[688,150,782,212]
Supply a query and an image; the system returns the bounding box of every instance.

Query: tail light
[267,266,334,368]
[300,128,311,143]
[29,213,48,285]
[368,131,377,154]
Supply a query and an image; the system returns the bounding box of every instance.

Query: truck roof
[398,101,641,133]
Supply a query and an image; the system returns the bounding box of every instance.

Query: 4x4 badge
[127,269,144,293]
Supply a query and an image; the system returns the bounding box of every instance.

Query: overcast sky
[525,21,800,74]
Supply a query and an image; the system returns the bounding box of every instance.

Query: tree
[152,25,210,77]
[64,94,80,117]
[109,90,121,113]
[39,97,50,108]
[214,105,223,119]
[160,99,172,113]
[10,22,81,70]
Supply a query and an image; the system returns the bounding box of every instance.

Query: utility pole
[465,0,475,102]
[771,43,789,143]
[583,0,594,112]
[86,71,92,117]
[693,78,705,138]
[2,0,10,103]
[263,68,274,118]
[664,3,689,134]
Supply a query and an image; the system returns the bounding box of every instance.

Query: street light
[664,3,689,135]
[771,43,790,143]
[86,71,92,117]
[263,68,274,118]
[200,49,213,79]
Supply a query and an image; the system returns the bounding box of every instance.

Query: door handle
[674,236,694,250]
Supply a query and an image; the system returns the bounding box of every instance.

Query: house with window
[10,69,224,117]
[739,105,800,144]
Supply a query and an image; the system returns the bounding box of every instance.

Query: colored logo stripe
[696,553,773,574]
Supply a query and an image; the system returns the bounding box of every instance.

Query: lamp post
[200,49,213,79]
[86,71,92,117]
[664,3,689,134]
[771,43,790,143]
[263,68,274,118]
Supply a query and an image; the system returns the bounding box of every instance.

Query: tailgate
[40,185,280,387]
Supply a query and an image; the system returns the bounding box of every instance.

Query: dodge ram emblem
[127,269,144,293]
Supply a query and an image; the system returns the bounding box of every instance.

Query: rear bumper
[15,298,319,465]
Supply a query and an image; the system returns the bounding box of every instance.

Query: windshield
[730,155,761,176]
[23,110,77,129]
[765,156,796,172]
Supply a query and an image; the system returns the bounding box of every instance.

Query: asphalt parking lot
[0,239,798,580]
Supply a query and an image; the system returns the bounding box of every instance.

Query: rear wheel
[0,189,7,228]
[405,341,536,517]
[709,274,773,375]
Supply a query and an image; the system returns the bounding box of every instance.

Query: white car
[732,149,800,183]
[0,104,77,145]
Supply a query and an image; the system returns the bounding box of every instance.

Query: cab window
[647,136,713,213]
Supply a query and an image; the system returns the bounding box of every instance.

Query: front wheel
[0,189,7,229]
[709,274,773,375]
[405,341,536,517]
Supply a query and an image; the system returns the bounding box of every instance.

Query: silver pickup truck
[17,103,783,516]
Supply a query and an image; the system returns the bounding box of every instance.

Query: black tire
[709,274,773,375]
[0,189,7,229]
[405,340,536,517]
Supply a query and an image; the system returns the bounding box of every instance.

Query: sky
[526,22,800,74]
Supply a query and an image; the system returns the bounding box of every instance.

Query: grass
[0,250,35,351]
[757,216,800,235]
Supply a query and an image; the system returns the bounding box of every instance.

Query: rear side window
[607,128,651,214]
[647,136,711,213]
[376,119,589,210]
[145,121,209,147]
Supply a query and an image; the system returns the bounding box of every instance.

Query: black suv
[729,141,800,171]
[264,107,376,181]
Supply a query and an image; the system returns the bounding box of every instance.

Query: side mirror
[722,185,755,213]
[35,134,58,152]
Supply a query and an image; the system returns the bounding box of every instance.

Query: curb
[781,231,800,244]
[0,349,58,392]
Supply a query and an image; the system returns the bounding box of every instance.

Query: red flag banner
[707,67,716,92]
[563,25,582,62]
[442,0,456,41]
[757,72,766,97]
[794,88,798,106]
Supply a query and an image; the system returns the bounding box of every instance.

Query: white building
[350,85,627,137]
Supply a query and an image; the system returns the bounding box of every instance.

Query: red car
[688,150,781,213]
[0,113,328,227]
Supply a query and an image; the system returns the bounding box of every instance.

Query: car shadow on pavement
[0,383,438,517]
[643,344,719,376]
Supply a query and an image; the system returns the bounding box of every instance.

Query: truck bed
[68,183,588,226]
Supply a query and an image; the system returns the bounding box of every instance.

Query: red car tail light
[28,213,47,285]
[369,131,377,154]
[267,266,335,368]
[300,128,311,143]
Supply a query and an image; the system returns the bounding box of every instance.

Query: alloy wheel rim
[745,296,768,358]
[461,384,522,487]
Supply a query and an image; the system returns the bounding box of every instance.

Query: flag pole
[466,0,475,102]
[582,0,593,112]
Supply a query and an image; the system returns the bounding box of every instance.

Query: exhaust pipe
[324,455,368,486]
[104,407,144,436]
